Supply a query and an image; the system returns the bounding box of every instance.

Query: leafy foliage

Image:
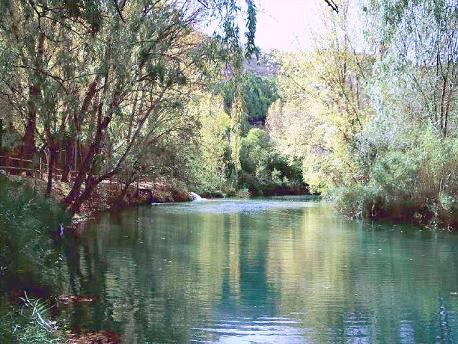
[184,87,303,197]
[222,73,278,125]
[0,293,61,343]
[185,92,232,194]
[0,175,69,290]
[239,128,304,196]
[0,175,68,343]
[268,0,458,229]
[0,0,259,212]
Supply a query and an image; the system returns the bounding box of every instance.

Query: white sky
[198,0,364,53]
[255,0,328,51]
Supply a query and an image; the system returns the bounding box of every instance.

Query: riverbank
[2,174,193,225]
[0,174,69,343]
[0,173,192,343]
[334,185,458,232]
[70,179,193,225]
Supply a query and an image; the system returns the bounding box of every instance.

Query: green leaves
[244,0,259,59]
[0,175,69,294]
[0,0,260,211]
[221,72,278,124]
[263,1,457,228]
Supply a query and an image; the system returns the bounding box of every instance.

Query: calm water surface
[62,197,458,343]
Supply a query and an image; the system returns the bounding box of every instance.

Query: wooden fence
[0,155,140,195]
[0,155,37,175]
[0,155,78,180]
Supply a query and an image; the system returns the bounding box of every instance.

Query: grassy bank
[0,174,70,343]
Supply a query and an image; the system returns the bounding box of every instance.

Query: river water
[61,197,458,343]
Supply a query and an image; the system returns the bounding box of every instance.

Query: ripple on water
[152,198,320,215]
[65,198,458,343]
[191,316,310,344]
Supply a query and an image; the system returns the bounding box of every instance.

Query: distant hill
[224,53,278,78]
[243,54,278,77]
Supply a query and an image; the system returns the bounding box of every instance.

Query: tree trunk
[46,144,57,197]
[0,119,3,151]
[68,178,97,214]
[61,137,74,182]
[22,30,45,175]
[22,96,37,175]
[64,114,111,211]
[116,181,132,206]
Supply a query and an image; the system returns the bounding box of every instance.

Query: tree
[267,1,373,193]
[365,0,458,137]
[221,72,278,125]
[0,0,258,213]
[185,92,231,193]
[268,0,458,228]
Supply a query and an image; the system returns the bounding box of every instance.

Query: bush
[235,188,251,198]
[0,175,70,343]
[334,132,458,229]
[0,175,70,291]
[239,128,306,196]
[334,184,382,219]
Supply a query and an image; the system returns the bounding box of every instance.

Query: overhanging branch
[323,0,339,13]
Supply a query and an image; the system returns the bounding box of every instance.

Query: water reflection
[60,198,458,343]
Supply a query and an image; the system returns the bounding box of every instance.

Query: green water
[61,197,458,343]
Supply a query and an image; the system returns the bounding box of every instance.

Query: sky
[254,0,328,52]
[198,0,364,53]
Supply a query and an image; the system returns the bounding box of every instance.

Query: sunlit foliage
[268,0,458,228]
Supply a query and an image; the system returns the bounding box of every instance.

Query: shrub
[0,175,70,343]
[334,132,458,229]
[334,184,382,219]
[239,128,305,196]
[0,175,70,291]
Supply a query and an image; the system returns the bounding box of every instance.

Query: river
[61,197,458,343]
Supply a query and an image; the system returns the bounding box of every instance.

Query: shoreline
[7,173,456,232]
[2,174,193,228]
[68,180,194,230]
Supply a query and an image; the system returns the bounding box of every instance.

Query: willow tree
[365,0,458,137]
[267,1,373,193]
[0,0,257,213]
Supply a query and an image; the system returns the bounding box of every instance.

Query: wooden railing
[0,155,36,175]
[0,155,78,180]
[0,155,137,192]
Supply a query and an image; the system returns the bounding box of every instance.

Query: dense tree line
[268,0,458,229]
[1,0,456,226]
[0,0,263,211]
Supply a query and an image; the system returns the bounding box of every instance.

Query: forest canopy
[267,0,458,229]
[0,0,274,213]
[0,0,457,228]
